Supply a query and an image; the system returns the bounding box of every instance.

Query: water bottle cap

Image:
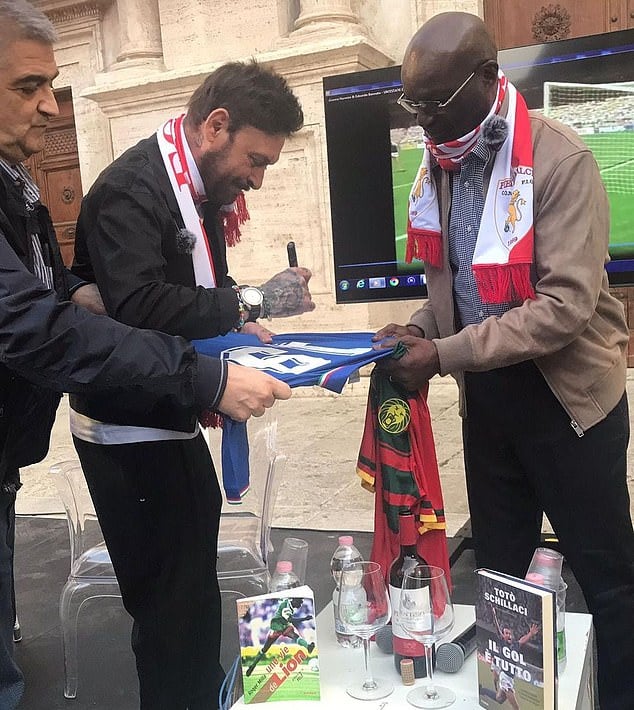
[534,548,562,566]
[339,535,353,546]
[526,572,546,585]
[276,560,293,573]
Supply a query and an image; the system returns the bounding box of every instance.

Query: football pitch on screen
[392,145,424,269]
[583,132,634,258]
[392,137,634,260]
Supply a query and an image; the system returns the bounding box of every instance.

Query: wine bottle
[389,509,428,678]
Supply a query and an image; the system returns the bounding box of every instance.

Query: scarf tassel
[406,228,443,268]
[222,192,250,247]
[199,410,224,429]
[472,262,535,304]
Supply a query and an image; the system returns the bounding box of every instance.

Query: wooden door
[626,0,634,27]
[25,88,82,266]
[484,0,615,49]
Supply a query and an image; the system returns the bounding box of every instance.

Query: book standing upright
[236,585,320,704]
[475,569,557,709]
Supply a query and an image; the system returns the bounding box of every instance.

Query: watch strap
[233,284,266,326]
[232,284,249,329]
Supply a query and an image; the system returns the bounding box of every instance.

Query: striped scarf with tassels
[406,72,536,305]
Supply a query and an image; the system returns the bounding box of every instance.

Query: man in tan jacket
[377,12,634,709]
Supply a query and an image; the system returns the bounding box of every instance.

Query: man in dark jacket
[0,3,291,707]
[70,58,315,709]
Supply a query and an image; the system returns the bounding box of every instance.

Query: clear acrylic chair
[49,459,122,699]
[216,415,285,599]
[50,415,283,698]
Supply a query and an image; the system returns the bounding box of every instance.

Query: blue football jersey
[192,331,392,393]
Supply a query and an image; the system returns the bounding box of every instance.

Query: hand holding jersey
[218,363,291,421]
[372,323,438,390]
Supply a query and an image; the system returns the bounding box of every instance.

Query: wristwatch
[238,285,265,322]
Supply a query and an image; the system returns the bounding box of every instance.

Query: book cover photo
[475,569,557,710]
[237,585,320,704]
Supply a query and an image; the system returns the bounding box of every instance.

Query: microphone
[435,622,477,673]
[374,625,393,654]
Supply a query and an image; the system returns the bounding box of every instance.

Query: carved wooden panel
[483,0,634,364]
[41,166,83,224]
[484,0,613,49]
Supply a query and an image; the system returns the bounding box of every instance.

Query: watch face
[241,286,264,308]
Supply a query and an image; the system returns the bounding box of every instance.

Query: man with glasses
[396,63,482,117]
[375,12,634,710]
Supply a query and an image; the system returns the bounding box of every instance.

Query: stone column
[114,0,163,65]
[293,0,363,33]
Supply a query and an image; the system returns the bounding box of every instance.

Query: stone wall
[37,0,629,360]
[36,0,448,334]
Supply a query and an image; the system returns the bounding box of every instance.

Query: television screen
[323,28,634,304]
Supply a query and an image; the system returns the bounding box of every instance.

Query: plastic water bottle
[556,580,567,673]
[270,560,301,592]
[330,535,363,647]
[525,548,567,674]
[338,577,368,626]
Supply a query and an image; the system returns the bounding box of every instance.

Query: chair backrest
[213,413,285,569]
[52,413,285,580]
[50,460,103,569]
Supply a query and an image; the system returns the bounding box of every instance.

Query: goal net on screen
[542,81,634,194]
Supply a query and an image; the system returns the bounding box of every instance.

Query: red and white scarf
[156,114,249,287]
[406,73,535,304]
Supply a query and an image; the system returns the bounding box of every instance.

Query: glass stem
[424,642,438,699]
[361,637,377,691]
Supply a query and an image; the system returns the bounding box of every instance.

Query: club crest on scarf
[378,398,411,434]
[495,184,530,249]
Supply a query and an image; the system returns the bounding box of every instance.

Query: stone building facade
[35,0,482,333]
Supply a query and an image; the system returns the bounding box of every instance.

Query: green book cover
[237,585,320,703]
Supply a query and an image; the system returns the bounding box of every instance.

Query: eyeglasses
[397,68,480,116]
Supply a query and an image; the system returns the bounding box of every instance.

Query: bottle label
[332,590,348,635]
[557,628,566,663]
[389,584,425,657]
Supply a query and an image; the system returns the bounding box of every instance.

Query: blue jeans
[0,486,24,708]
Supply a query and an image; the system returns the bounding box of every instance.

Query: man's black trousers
[463,361,634,710]
[73,432,224,710]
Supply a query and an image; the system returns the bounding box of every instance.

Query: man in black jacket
[0,3,291,707]
[70,60,314,708]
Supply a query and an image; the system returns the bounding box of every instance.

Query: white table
[232,603,594,708]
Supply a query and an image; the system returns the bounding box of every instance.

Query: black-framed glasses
[397,67,480,116]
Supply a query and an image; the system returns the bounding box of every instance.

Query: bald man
[376,12,634,709]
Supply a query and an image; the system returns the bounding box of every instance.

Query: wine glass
[337,560,394,701]
[399,564,455,708]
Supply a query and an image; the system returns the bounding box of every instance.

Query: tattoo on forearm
[260,271,305,317]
